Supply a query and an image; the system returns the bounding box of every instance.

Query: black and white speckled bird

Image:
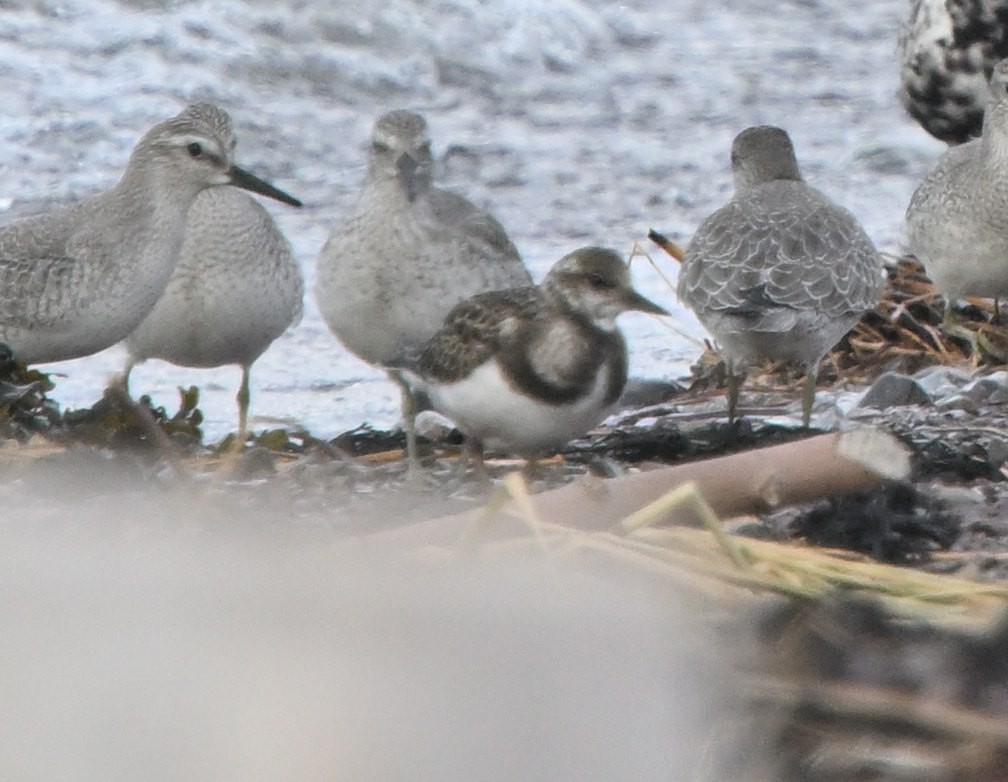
[400,246,667,461]
[678,126,884,427]
[898,0,1008,143]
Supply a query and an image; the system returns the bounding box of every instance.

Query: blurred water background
[0,0,940,441]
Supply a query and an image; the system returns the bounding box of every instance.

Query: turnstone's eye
[187,142,203,158]
[587,273,612,289]
[372,140,391,153]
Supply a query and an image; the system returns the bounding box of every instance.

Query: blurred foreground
[0,458,747,781]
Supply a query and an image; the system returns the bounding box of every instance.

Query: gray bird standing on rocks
[315,109,532,469]
[0,102,300,365]
[678,125,884,427]
[907,58,1008,347]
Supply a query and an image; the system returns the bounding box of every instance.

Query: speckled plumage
[679,126,883,425]
[124,187,303,437]
[898,0,1008,144]
[0,102,300,365]
[315,109,532,367]
[907,58,1008,305]
[406,246,667,456]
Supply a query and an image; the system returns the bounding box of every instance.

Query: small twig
[646,228,686,261]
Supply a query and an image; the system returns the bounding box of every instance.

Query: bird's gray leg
[463,435,489,484]
[236,364,251,446]
[725,359,744,423]
[390,369,421,479]
[120,357,135,395]
[942,298,981,361]
[801,366,817,429]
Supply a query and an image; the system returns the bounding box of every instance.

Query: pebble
[857,371,931,409]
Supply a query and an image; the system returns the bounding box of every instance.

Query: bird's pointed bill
[228,164,302,207]
[622,289,668,315]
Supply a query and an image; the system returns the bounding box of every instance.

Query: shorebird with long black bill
[0,102,301,370]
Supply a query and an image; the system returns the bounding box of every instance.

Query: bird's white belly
[425,360,613,456]
[922,248,1008,302]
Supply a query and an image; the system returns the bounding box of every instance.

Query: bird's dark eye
[372,140,391,153]
[187,142,204,158]
[587,273,612,289]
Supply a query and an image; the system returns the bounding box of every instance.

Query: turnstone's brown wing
[417,286,542,383]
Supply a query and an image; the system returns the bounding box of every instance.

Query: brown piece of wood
[367,428,911,547]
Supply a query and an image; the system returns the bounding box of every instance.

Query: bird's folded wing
[417,287,541,382]
[681,197,882,319]
[0,254,84,326]
[425,188,531,284]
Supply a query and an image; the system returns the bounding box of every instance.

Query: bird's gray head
[729,125,803,192]
[542,247,668,330]
[983,59,1008,147]
[369,110,433,201]
[125,102,301,207]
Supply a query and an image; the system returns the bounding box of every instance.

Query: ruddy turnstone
[400,246,667,462]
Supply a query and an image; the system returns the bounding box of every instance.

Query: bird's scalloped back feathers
[679,182,882,321]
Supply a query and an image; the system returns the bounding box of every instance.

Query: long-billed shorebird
[123,186,304,442]
[678,125,884,427]
[315,109,532,468]
[0,102,300,366]
[907,58,1008,345]
[400,246,667,462]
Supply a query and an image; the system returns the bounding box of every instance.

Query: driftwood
[369,428,912,547]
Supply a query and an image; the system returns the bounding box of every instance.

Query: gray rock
[935,394,981,415]
[857,372,931,410]
[912,366,972,400]
[963,371,1008,405]
[617,378,684,410]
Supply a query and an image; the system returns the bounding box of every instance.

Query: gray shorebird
[678,125,883,427]
[400,246,667,462]
[123,186,304,443]
[907,58,1008,344]
[0,102,300,365]
[314,109,532,468]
